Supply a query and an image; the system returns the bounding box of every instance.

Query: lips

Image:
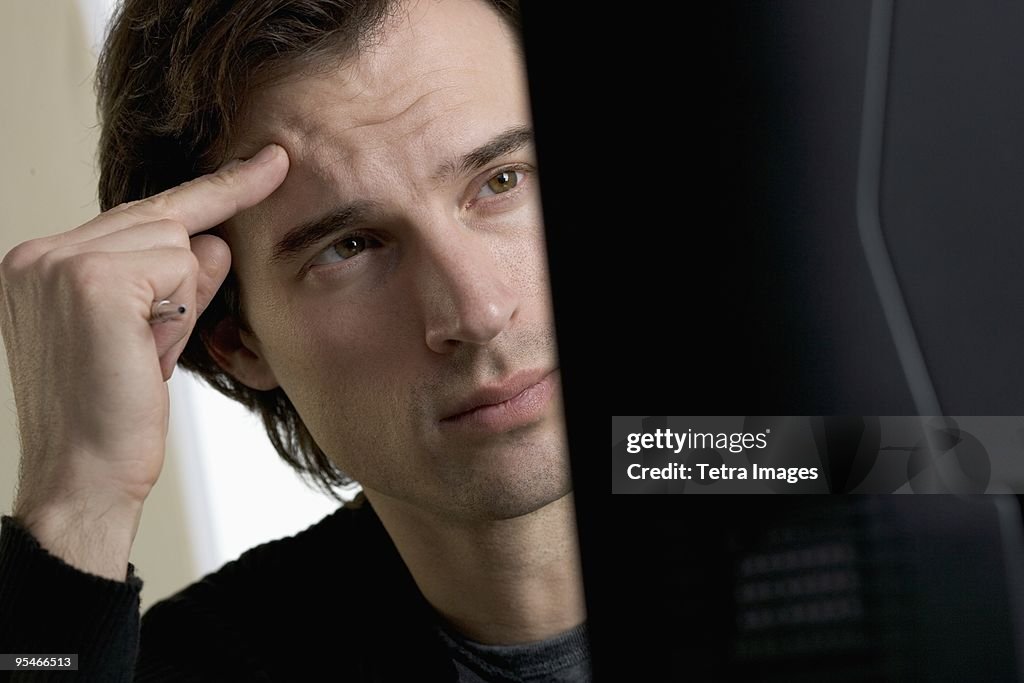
[440,366,561,430]
[438,370,552,419]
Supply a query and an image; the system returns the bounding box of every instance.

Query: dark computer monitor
[521,0,1024,679]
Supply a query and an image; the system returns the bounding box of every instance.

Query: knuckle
[182,248,201,277]
[206,167,238,191]
[141,193,172,216]
[107,198,145,216]
[153,219,190,248]
[58,253,114,304]
[114,198,142,211]
[1,239,44,275]
[165,246,199,279]
[177,175,204,190]
[64,252,109,285]
[35,247,66,276]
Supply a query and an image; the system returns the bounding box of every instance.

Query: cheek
[496,202,551,301]
[258,294,408,389]
[262,289,420,418]
[253,295,418,479]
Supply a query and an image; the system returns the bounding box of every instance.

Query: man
[0,0,589,680]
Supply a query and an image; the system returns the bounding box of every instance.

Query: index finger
[86,143,289,240]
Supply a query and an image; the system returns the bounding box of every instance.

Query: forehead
[226,0,528,235]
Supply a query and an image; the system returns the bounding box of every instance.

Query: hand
[0,143,288,579]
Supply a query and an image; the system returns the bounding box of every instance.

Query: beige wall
[0,2,197,611]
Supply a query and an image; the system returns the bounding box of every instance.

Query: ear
[203,317,279,391]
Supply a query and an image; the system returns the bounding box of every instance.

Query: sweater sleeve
[0,515,143,682]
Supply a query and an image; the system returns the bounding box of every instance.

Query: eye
[475,169,523,199]
[310,234,378,267]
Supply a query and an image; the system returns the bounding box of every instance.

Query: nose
[416,226,520,354]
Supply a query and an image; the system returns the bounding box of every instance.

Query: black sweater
[0,502,591,682]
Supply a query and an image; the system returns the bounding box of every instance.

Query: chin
[365,421,574,522]
[443,437,574,521]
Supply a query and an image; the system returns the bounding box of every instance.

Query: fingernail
[246,143,281,166]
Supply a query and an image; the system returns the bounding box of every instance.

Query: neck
[362,489,587,645]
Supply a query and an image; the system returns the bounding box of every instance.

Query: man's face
[222,0,569,520]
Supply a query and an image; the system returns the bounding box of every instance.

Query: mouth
[439,367,559,433]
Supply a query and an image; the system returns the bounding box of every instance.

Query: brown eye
[478,169,521,198]
[334,235,366,259]
[310,234,376,267]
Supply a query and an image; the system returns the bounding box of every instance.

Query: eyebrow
[269,125,534,265]
[270,201,378,265]
[432,125,534,184]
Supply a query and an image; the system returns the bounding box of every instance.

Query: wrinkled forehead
[224,0,529,239]
[228,0,525,162]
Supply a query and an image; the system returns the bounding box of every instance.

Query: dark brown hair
[95,0,520,499]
